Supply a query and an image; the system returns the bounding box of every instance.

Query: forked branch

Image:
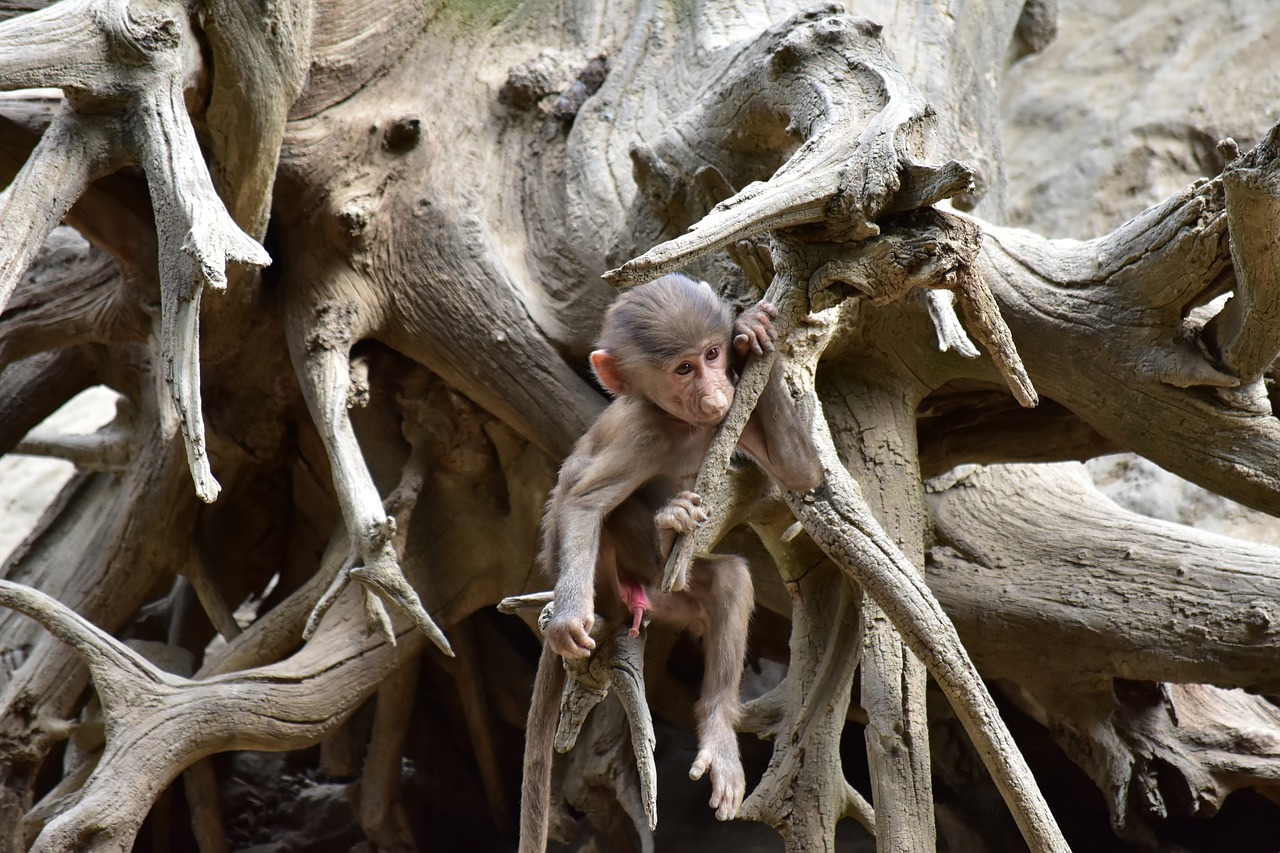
[499,594,659,833]
[977,126,1280,514]
[553,622,657,832]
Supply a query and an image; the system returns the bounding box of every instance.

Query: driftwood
[1,1,1280,852]
[929,462,1280,846]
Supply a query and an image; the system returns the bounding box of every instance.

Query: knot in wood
[1245,601,1278,635]
[384,116,422,153]
[102,4,183,67]
[768,9,883,75]
[499,50,570,111]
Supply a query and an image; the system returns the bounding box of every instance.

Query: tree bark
[824,373,934,851]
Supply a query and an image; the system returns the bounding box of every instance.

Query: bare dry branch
[295,336,452,653]
[0,108,118,319]
[924,290,981,358]
[783,425,1068,852]
[12,427,129,472]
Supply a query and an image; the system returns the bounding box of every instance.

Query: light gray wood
[1,1,1279,851]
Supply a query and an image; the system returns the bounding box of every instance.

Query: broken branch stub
[925,289,982,357]
[807,209,1037,405]
[0,0,271,503]
[1207,123,1280,386]
[504,597,660,832]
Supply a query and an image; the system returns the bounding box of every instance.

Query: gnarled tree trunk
[2,1,1279,851]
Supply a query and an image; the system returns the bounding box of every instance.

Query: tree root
[0,0,271,502]
[0,578,424,852]
[929,462,1280,842]
[929,462,1280,692]
[448,618,511,827]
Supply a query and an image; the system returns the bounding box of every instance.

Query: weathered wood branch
[1207,125,1280,384]
[198,0,315,239]
[499,594,659,840]
[976,138,1280,514]
[927,462,1280,843]
[288,287,450,652]
[0,578,424,852]
[0,236,143,369]
[2,424,197,788]
[741,515,872,846]
[13,425,131,472]
[604,6,974,287]
[0,349,97,453]
[0,93,169,270]
[655,258,794,593]
[0,106,118,322]
[820,371,934,850]
[808,209,1037,405]
[559,627,658,834]
[928,463,1280,692]
[0,0,271,503]
[780,392,1068,852]
[352,657,419,850]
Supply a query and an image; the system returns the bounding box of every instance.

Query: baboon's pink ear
[590,350,627,396]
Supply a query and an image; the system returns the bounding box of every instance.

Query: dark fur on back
[598,274,733,368]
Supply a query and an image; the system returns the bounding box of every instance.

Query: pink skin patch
[619,578,650,637]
